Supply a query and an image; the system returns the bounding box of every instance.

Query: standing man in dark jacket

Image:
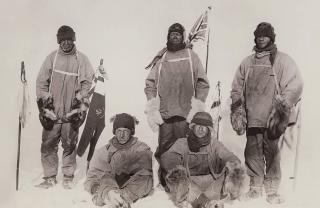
[145,23,210,188]
[36,25,94,189]
[230,22,303,204]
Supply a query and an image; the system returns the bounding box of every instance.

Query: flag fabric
[77,72,106,162]
[209,82,222,140]
[18,73,31,128]
[187,7,211,44]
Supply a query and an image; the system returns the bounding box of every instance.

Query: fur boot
[145,96,164,132]
[267,95,291,140]
[225,161,246,200]
[166,166,189,206]
[186,97,206,123]
[230,99,247,136]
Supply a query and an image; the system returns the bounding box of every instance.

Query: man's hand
[92,194,105,206]
[107,190,130,208]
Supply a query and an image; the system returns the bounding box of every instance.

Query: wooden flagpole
[16,61,26,191]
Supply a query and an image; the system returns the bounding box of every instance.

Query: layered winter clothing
[84,137,153,205]
[230,32,303,198]
[161,138,244,206]
[145,23,209,192]
[145,48,209,120]
[145,48,209,151]
[36,46,94,178]
[145,48,209,191]
[231,51,303,128]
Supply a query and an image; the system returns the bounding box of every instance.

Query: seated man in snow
[84,113,153,207]
[161,112,246,208]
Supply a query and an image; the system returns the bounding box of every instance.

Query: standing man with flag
[230,22,303,204]
[36,25,94,189]
[144,21,210,189]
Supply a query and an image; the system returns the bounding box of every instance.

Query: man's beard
[60,44,75,53]
[166,41,186,52]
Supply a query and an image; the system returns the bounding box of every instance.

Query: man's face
[60,39,74,53]
[169,32,183,45]
[115,127,131,144]
[256,36,271,49]
[193,124,209,138]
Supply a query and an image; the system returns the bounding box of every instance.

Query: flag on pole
[145,6,212,70]
[18,61,31,128]
[187,6,211,44]
[210,81,222,140]
[77,59,106,164]
[17,61,30,191]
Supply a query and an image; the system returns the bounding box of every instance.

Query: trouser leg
[61,123,78,177]
[120,175,153,204]
[41,124,61,178]
[245,128,265,188]
[263,131,281,195]
[155,120,188,187]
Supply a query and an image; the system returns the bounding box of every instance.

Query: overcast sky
[1,0,320,205]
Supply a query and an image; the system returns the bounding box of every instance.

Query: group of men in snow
[34,21,303,208]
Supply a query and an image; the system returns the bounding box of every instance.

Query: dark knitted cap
[57,25,76,44]
[167,22,185,39]
[112,113,136,135]
[168,23,185,35]
[191,112,213,128]
[254,22,276,43]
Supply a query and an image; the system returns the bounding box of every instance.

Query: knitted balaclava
[57,25,76,44]
[254,22,276,44]
[167,23,185,41]
[253,22,277,65]
[166,23,186,51]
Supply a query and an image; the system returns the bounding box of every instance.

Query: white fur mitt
[186,96,206,123]
[225,161,246,200]
[144,96,164,132]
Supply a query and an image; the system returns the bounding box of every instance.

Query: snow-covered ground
[4,104,317,208]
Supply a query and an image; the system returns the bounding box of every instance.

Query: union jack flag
[187,6,211,44]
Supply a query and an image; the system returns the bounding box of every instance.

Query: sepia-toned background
[1,0,319,207]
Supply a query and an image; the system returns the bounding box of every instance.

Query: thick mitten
[166,166,189,205]
[68,96,89,129]
[37,96,56,130]
[267,95,291,140]
[225,161,246,200]
[145,97,164,132]
[230,99,247,136]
